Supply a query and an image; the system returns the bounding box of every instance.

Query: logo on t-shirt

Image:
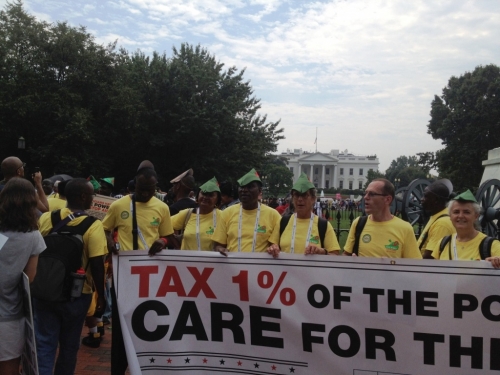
[385,240,400,251]
[206,227,214,235]
[362,234,371,243]
[309,235,320,245]
[257,225,267,233]
[150,217,160,226]
[120,211,129,219]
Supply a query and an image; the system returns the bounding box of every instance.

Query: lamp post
[395,178,400,189]
[18,136,25,161]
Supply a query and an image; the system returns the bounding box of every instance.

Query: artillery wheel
[359,186,407,216]
[475,179,500,238]
[401,179,431,226]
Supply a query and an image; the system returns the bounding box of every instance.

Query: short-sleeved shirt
[344,215,422,259]
[171,208,223,251]
[433,232,500,260]
[47,197,67,211]
[39,208,108,294]
[212,203,282,252]
[416,208,455,255]
[102,195,174,251]
[0,231,45,320]
[268,214,340,254]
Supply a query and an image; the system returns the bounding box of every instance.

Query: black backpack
[438,235,497,260]
[279,214,328,248]
[31,210,96,302]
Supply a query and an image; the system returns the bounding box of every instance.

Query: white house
[279,149,380,190]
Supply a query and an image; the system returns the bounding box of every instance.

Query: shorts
[86,291,97,317]
[0,318,25,361]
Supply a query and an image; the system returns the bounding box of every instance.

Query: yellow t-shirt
[268,215,340,253]
[212,203,282,252]
[102,195,174,251]
[344,216,422,259]
[433,232,500,260]
[47,197,67,211]
[38,208,108,294]
[171,208,223,251]
[416,208,455,255]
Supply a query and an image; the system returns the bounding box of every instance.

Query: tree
[261,156,293,197]
[427,64,500,191]
[364,169,385,189]
[384,155,419,183]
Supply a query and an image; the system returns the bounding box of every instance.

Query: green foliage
[427,64,500,191]
[0,3,284,190]
[364,169,385,189]
[261,156,293,197]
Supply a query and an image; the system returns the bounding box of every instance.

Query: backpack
[418,214,449,251]
[31,210,96,302]
[279,214,328,248]
[352,215,368,255]
[438,235,497,260]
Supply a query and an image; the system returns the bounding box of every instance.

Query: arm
[105,230,117,254]
[89,256,106,316]
[33,172,49,212]
[213,241,229,256]
[23,255,39,283]
[266,243,281,258]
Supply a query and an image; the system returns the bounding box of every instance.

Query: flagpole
[315,127,317,153]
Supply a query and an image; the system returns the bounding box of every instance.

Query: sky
[7,0,500,171]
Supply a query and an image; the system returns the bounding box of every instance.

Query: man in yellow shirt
[344,178,421,259]
[213,168,281,253]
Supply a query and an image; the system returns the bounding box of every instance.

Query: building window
[359,168,363,176]
[326,168,330,175]
[349,168,353,176]
[349,181,353,190]
[369,168,373,172]
[315,168,318,174]
[325,181,329,189]
[339,180,344,189]
[340,168,344,175]
[290,167,293,173]
[359,181,363,190]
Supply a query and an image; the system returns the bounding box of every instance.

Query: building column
[309,164,314,182]
[333,165,337,188]
[298,163,302,182]
[321,164,326,189]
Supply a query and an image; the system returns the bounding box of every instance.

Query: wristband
[324,248,328,255]
[160,237,168,247]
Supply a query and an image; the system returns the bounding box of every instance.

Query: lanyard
[451,234,459,260]
[195,208,217,251]
[238,203,261,252]
[130,200,148,250]
[290,213,314,254]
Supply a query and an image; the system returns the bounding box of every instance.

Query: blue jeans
[33,294,92,375]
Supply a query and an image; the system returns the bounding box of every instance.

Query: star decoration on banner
[272,365,277,371]
[184,358,190,364]
[254,363,260,368]
[289,367,295,373]
[202,358,208,364]
[220,359,225,365]
[237,361,242,366]
[167,358,172,364]
[149,358,155,364]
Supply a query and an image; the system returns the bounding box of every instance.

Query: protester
[47,179,69,211]
[343,178,421,258]
[275,195,290,215]
[98,177,115,196]
[168,168,198,216]
[42,179,54,196]
[431,190,500,267]
[33,178,107,375]
[0,179,45,375]
[171,177,223,251]
[219,180,239,210]
[213,168,281,254]
[267,173,340,257]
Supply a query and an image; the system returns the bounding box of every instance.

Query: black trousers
[111,286,128,375]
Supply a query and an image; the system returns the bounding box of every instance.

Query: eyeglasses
[17,162,26,172]
[292,192,311,199]
[364,191,387,198]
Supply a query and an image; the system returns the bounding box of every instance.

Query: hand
[149,239,165,256]
[305,245,327,255]
[266,244,281,258]
[215,245,229,257]
[486,256,500,269]
[33,171,42,185]
[107,238,118,255]
[94,295,106,318]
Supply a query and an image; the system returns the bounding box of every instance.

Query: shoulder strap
[49,210,91,234]
[479,236,495,260]
[318,218,327,248]
[353,215,368,256]
[439,235,452,256]
[279,215,292,237]
[418,214,450,250]
[132,194,138,250]
[182,208,194,232]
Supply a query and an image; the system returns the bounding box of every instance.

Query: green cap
[100,177,115,187]
[237,168,261,186]
[199,177,220,193]
[452,189,477,203]
[292,172,315,193]
[87,175,101,191]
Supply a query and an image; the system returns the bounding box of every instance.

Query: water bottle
[70,268,86,299]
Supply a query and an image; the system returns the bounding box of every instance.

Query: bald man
[0,156,49,212]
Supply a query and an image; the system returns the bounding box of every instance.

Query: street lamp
[395,178,400,189]
[18,136,25,150]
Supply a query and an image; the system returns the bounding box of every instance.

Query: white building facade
[280,149,380,190]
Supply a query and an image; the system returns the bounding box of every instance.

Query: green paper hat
[452,189,477,203]
[292,172,315,193]
[237,168,261,186]
[199,177,220,193]
[100,177,115,187]
[87,175,101,190]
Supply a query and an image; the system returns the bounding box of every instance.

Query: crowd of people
[0,155,499,375]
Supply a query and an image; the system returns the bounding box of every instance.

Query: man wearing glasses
[0,156,49,212]
[343,178,421,258]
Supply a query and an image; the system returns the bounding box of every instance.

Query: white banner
[114,251,500,375]
[87,194,116,220]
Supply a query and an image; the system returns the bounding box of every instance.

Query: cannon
[475,179,500,238]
